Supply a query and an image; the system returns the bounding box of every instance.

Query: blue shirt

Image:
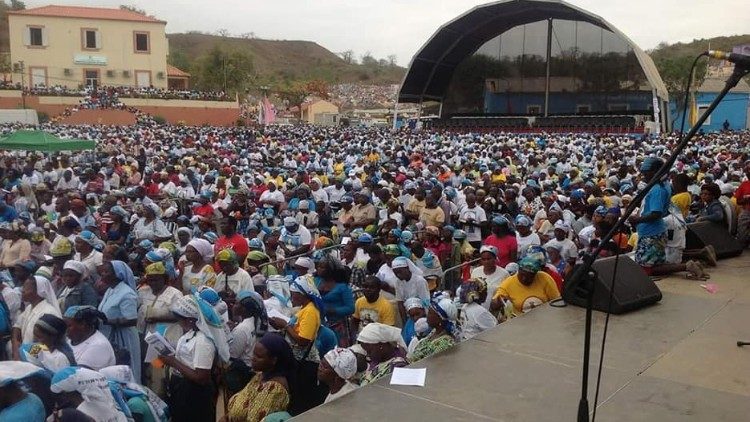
[318,282,355,322]
[0,392,46,422]
[637,182,671,237]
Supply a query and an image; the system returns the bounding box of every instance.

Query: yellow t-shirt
[491,173,507,184]
[294,302,321,341]
[406,199,426,216]
[354,295,396,326]
[493,272,560,314]
[671,192,691,217]
[419,206,445,226]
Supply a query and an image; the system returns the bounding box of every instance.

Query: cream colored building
[8,5,169,89]
[301,99,339,124]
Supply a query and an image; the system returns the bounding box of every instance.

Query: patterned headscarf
[50,366,124,421]
[324,347,358,380]
[518,255,544,273]
[290,274,326,314]
[459,278,488,304]
[430,298,458,336]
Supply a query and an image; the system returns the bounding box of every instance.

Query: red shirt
[734,181,750,211]
[483,234,517,267]
[193,204,215,219]
[214,233,249,262]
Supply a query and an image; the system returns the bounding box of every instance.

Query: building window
[698,105,711,125]
[28,26,43,46]
[527,105,541,115]
[84,69,100,88]
[134,32,150,53]
[82,29,99,49]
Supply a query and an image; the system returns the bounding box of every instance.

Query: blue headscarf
[290,275,326,315]
[429,298,457,336]
[237,290,269,339]
[111,260,136,290]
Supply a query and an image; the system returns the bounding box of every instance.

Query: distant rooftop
[8,5,166,24]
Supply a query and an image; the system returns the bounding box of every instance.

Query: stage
[295,255,750,421]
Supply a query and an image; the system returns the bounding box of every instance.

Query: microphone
[707,50,750,68]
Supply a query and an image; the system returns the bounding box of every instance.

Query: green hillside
[167,33,405,86]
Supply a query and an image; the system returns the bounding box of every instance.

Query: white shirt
[394,273,430,303]
[516,232,541,257]
[174,329,216,372]
[69,330,116,370]
[460,302,497,340]
[1,283,21,324]
[14,300,60,343]
[74,250,103,282]
[214,268,254,294]
[229,317,257,367]
[544,238,579,261]
[458,206,487,242]
[260,189,284,204]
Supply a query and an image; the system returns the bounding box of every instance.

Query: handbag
[108,326,132,366]
[223,358,254,397]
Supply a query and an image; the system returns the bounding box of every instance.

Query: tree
[168,48,191,73]
[9,0,24,10]
[192,45,255,94]
[387,54,397,66]
[360,51,378,67]
[216,29,231,37]
[119,4,146,15]
[653,54,707,108]
[277,79,329,118]
[240,32,256,39]
[339,50,355,64]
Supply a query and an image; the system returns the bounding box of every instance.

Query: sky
[23,0,750,66]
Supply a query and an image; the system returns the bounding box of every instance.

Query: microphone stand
[573,62,750,422]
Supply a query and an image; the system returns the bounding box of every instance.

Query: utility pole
[18,60,25,109]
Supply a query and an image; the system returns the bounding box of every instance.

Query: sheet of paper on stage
[390,367,426,386]
[268,308,290,323]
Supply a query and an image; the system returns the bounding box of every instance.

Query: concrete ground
[295,255,750,421]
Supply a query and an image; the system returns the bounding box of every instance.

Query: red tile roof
[167,65,190,78]
[8,5,166,24]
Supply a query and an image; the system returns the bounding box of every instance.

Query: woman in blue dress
[98,260,142,383]
[315,256,354,346]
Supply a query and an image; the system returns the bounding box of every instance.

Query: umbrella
[0,130,96,152]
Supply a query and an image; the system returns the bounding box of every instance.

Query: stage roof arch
[397,0,668,104]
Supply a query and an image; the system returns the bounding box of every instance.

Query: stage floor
[295,255,750,421]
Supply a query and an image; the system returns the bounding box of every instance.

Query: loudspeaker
[685,221,743,259]
[563,255,662,314]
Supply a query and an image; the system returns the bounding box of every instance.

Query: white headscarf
[63,261,87,275]
[0,361,44,387]
[390,256,424,278]
[357,322,407,350]
[171,294,230,364]
[187,238,214,261]
[34,275,60,312]
[294,257,315,275]
[324,347,358,380]
[99,365,169,422]
[50,366,127,422]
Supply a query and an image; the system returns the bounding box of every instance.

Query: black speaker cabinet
[563,255,662,314]
[685,221,743,259]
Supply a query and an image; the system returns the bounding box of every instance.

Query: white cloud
[22,0,750,66]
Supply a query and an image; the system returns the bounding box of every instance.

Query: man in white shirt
[458,193,487,248]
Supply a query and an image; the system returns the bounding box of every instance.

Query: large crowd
[329,84,397,109]
[0,123,748,422]
[10,84,234,102]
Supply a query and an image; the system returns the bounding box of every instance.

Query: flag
[262,96,276,125]
[688,91,698,127]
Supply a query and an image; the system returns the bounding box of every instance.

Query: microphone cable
[589,52,706,422]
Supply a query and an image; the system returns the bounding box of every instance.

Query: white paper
[268,308,290,323]
[144,331,176,362]
[390,367,426,386]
